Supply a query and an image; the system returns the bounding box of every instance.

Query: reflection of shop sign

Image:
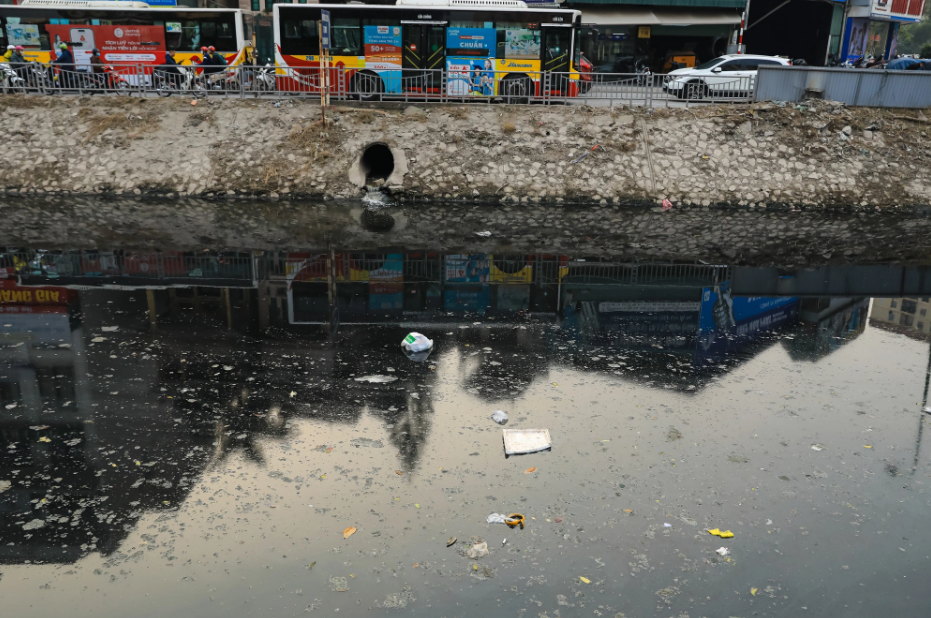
[638,26,651,38]
[0,288,66,304]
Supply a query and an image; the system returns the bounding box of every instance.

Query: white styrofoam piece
[502,428,552,455]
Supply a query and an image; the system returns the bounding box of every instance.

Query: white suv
[663,54,791,99]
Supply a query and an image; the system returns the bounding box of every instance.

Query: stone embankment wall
[1,95,929,207]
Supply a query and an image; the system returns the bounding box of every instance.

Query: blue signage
[320,9,330,51]
[446,28,496,53]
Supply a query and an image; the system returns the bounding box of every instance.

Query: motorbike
[154,64,206,98]
[226,63,277,93]
[196,67,230,91]
[635,60,652,87]
[0,62,26,94]
[23,62,55,94]
[82,65,131,95]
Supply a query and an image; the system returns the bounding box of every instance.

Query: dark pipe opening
[360,143,395,182]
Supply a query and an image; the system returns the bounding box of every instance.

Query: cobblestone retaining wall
[1,96,928,207]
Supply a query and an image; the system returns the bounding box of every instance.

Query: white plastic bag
[467,541,489,559]
[401,332,433,353]
[491,410,508,425]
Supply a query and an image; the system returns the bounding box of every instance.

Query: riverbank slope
[1,95,928,207]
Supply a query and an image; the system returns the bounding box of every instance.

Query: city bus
[272,0,583,100]
[0,1,250,69]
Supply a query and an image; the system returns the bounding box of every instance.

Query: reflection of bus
[271,1,583,100]
[0,4,249,68]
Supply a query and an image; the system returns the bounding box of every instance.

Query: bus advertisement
[272,3,583,100]
[0,6,248,67]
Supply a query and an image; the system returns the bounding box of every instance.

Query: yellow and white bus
[0,1,249,68]
[272,0,583,100]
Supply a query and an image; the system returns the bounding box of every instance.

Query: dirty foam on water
[1,296,929,617]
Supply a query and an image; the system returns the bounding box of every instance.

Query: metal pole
[325,49,330,107]
[738,0,752,54]
[318,21,326,125]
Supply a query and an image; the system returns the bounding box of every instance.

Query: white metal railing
[0,61,758,107]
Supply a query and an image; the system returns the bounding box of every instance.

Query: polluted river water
[1,203,930,617]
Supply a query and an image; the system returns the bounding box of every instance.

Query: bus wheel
[501,75,532,104]
[351,72,382,102]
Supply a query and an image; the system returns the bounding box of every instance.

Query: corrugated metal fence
[755,65,931,108]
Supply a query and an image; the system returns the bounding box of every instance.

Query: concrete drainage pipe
[349,142,408,188]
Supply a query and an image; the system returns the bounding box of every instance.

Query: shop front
[842,0,925,63]
[573,6,741,74]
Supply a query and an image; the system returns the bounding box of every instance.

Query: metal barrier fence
[755,65,931,108]
[0,61,757,107]
[562,260,729,287]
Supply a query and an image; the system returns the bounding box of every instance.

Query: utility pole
[319,10,331,125]
[737,0,751,54]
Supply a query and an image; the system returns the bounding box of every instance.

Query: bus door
[254,15,275,65]
[401,21,446,92]
[541,25,572,95]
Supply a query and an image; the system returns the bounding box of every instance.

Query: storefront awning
[580,7,742,25]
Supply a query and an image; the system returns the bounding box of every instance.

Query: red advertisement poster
[0,280,76,306]
[45,25,166,68]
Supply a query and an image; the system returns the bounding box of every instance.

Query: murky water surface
[1,243,929,618]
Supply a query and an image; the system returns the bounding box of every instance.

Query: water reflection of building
[6,248,931,567]
[782,297,870,360]
[870,297,931,341]
[0,285,213,565]
[558,269,801,390]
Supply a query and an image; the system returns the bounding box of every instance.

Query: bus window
[216,20,235,50]
[243,12,254,44]
[201,21,216,44]
[496,22,540,59]
[166,22,202,51]
[5,17,52,50]
[332,17,361,56]
[280,17,318,55]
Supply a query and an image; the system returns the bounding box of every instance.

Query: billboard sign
[696,283,799,363]
[871,0,925,22]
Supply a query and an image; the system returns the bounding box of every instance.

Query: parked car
[663,54,791,100]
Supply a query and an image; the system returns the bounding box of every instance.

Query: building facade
[841,0,925,62]
[565,0,743,73]
[870,296,931,339]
